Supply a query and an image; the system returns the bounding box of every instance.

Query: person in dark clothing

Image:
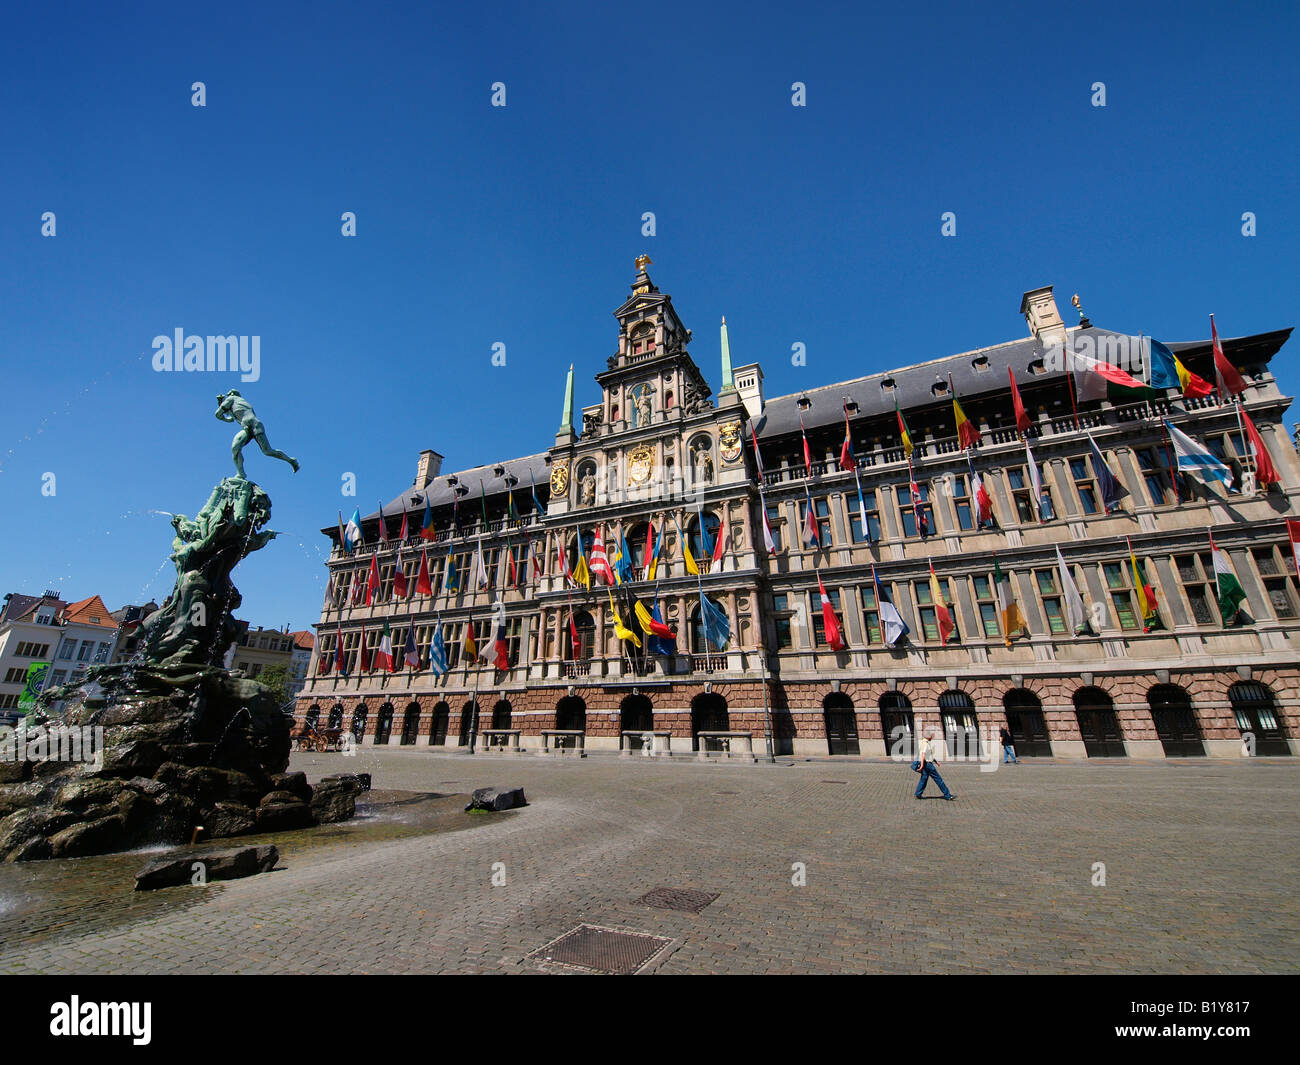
[1000,726,1018,764]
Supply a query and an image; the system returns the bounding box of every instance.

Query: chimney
[414,449,444,490]
[733,363,765,421]
[1020,286,1068,347]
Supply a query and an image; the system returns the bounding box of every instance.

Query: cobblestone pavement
[1,750,1297,974]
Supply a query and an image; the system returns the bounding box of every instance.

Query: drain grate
[528,924,672,974]
[636,886,720,914]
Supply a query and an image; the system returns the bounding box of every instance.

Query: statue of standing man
[215,390,300,479]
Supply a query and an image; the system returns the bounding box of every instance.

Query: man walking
[1000,726,1018,764]
[915,728,956,801]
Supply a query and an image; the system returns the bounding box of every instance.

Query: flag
[1239,406,1280,487]
[609,590,642,649]
[375,619,395,672]
[853,467,872,542]
[337,511,348,554]
[1087,434,1130,510]
[696,509,714,560]
[817,573,845,652]
[872,566,909,647]
[929,563,954,643]
[1211,538,1246,624]
[909,472,931,538]
[993,557,1027,646]
[758,492,777,554]
[572,546,591,589]
[895,399,914,459]
[1070,344,1150,402]
[428,622,448,676]
[1128,541,1159,631]
[1055,546,1087,634]
[568,610,583,659]
[614,527,634,584]
[698,593,731,650]
[750,424,767,480]
[376,502,389,545]
[479,482,489,531]
[443,554,460,595]
[646,598,676,655]
[838,405,855,472]
[799,414,813,474]
[678,518,700,576]
[1164,420,1234,490]
[475,537,489,589]
[588,527,614,585]
[344,508,363,553]
[416,548,432,595]
[507,487,519,523]
[1147,338,1213,398]
[967,454,993,526]
[398,509,408,542]
[802,485,820,547]
[1009,366,1032,434]
[643,520,656,574]
[634,597,675,642]
[324,574,335,607]
[1288,520,1300,576]
[711,511,727,565]
[951,378,981,449]
[463,619,478,664]
[358,624,371,672]
[393,547,409,598]
[1211,315,1248,398]
[1026,440,1049,521]
[403,624,420,670]
[335,624,349,676]
[492,600,510,670]
[420,494,435,540]
[365,554,380,605]
[317,645,331,675]
[531,475,544,518]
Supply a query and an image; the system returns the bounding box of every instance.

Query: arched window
[691,692,730,752]
[555,696,587,739]
[630,321,654,356]
[1147,684,1204,757]
[879,692,915,758]
[429,701,450,746]
[328,704,344,730]
[938,690,980,758]
[305,706,321,730]
[1074,687,1125,757]
[625,522,650,579]
[458,700,478,746]
[566,610,596,660]
[1228,681,1291,755]
[621,694,654,749]
[400,702,421,746]
[375,702,395,746]
[823,692,859,756]
[351,704,368,740]
[690,597,728,655]
[686,511,722,568]
[491,699,512,730]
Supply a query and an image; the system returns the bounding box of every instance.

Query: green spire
[559,363,574,431]
[720,316,735,391]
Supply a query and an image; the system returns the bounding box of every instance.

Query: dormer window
[1028,359,1046,376]
[880,377,896,393]
[844,400,860,414]
[931,381,950,398]
[797,396,812,412]
[972,356,990,372]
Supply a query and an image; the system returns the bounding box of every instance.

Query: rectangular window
[1035,569,1067,635]
[1253,545,1297,619]
[798,496,833,546]
[812,587,841,646]
[95,643,111,663]
[913,578,958,642]
[899,482,935,538]
[58,640,75,659]
[859,585,881,644]
[51,669,67,686]
[1136,447,1174,506]
[770,593,794,649]
[1008,467,1054,523]
[3,668,25,683]
[765,503,785,552]
[953,475,974,531]
[1103,562,1139,631]
[1176,553,1216,626]
[1071,457,1099,515]
[972,575,999,638]
[848,490,881,543]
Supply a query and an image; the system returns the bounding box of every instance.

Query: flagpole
[1064,339,1081,430]
[1233,396,1254,492]
[1162,422,1181,504]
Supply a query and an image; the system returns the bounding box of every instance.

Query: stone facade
[295,264,1300,760]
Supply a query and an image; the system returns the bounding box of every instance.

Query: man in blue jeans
[915,728,956,801]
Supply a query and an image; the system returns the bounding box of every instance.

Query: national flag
[365,554,380,605]
[1211,315,1248,398]
[443,554,460,595]
[393,547,409,598]
[1164,420,1234,490]
[614,526,634,584]
[492,600,510,670]
[531,475,544,518]
[344,508,363,553]
[853,467,872,542]
[643,520,657,575]
[838,405,855,472]
[376,502,389,545]
[909,472,931,538]
[817,573,845,652]
[929,563,954,644]
[951,377,981,449]
[698,593,731,650]
[993,557,1027,646]
[1026,440,1049,521]
[799,414,813,474]
[317,643,332,674]
[358,624,371,672]
[337,511,348,554]
[633,596,676,642]
[758,491,777,555]
[1128,540,1159,631]
[416,548,432,596]
[1069,343,1151,402]
[350,569,363,605]
[463,619,478,664]
[428,622,448,676]
[506,541,519,587]
[895,399,914,459]
[711,511,727,565]
[1009,366,1032,434]
[1288,520,1300,576]
[507,487,519,523]
[646,598,676,655]
[609,590,642,649]
[967,454,993,526]
[1087,434,1130,510]
[872,565,909,647]
[397,509,408,542]
[802,485,820,547]
[403,624,420,670]
[1147,338,1213,398]
[528,540,544,583]
[324,574,335,607]
[335,624,349,676]
[420,494,435,540]
[680,517,700,576]
[696,509,714,560]
[1239,406,1280,487]
[1055,546,1088,634]
[572,545,591,589]
[568,610,583,660]
[588,527,615,585]
[475,537,490,589]
[1210,537,1247,624]
[375,619,396,672]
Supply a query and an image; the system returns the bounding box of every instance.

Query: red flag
[1009,366,1031,434]
[1286,519,1300,576]
[358,624,371,672]
[800,414,813,474]
[568,611,582,659]
[335,623,347,675]
[507,543,518,586]
[838,406,855,472]
[1211,315,1248,398]
[415,549,432,595]
[929,562,954,643]
[393,548,409,598]
[817,573,845,652]
[803,489,820,546]
[712,512,727,564]
[643,521,656,571]
[1239,406,1280,487]
[365,555,380,605]
[588,527,615,584]
[398,509,409,542]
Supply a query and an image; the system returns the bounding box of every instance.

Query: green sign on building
[17,661,51,713]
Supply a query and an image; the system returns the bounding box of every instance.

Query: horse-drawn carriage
[291,722,346,752]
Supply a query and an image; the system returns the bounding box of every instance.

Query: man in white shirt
[915,728,956,801]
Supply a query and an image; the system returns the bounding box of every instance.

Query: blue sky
[2,0,1296,632]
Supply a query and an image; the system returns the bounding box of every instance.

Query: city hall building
[293,260,1299,759]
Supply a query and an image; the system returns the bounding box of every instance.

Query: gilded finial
[635,253,652,273]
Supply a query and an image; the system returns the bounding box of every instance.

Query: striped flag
[609,589,642,649]
[1071,345,1149,402]
[799,414,813,474]
[895,398,914,458]
[803,485,820,547]
[929,562,955,644]
[1164,420,1234,490]
[967,454,993,526]
[344,508,363,553]
[393,547,409,598]
[358,624,371,672]
[633,596,676,643]
[1148,338,1213,398]
[1087,434,1130,510]
[750,424,766,480]
[1128,540,1159,632]
[1210,536,1246,625]
[568,609,583,660]
[838,404,856,472]
[335,623,349,677]
[1211,315,1248,398]
[758,491,777,555]
[993,557,1027,646]
[492,600,510,670]
[375,619,396,672]
[403,624,420,669]
[428,621,448,676]
[376,502,389,545]
[420,494,436,539]
[1026,440,1049,521]
[365,554,380,605]
[711,511,727,566]
[463,618,478,665]
[817,573,845,652]
[588,527,615,585]
[397,508,408,542]
[872,565,909,646]
[679,517,700,576]
[951,375,981,449]
[1055,546,1087,634]
[475,537,490,589]
[853,466,872,541]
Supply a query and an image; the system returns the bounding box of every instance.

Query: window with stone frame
[1008,466,1053,522]
[811,586,842,647]
[57,640,74,659]
[502,542,528,587]
[913,577,958,642]
[769,593,795,649]
[1035,568,1069,635]
[1175,552,1218,626]
[951,473,975,531]
[765,502,786,551]
[971,574,1000,638]
[1070,456,1100,515]
[1204,431,1248,486]
[847,487,881,543]
[1252,544,1298,619]
[859,585,882,644]
[898,481,935,537]
[1135,446,1176,506]
[1102,562,1141,631]
[3,668,25,683]
[797,495,832,546]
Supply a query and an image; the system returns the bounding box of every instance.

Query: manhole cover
[528,924,672,974]
[636,887,719,914]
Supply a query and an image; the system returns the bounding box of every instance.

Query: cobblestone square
[1,750,1296,974]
